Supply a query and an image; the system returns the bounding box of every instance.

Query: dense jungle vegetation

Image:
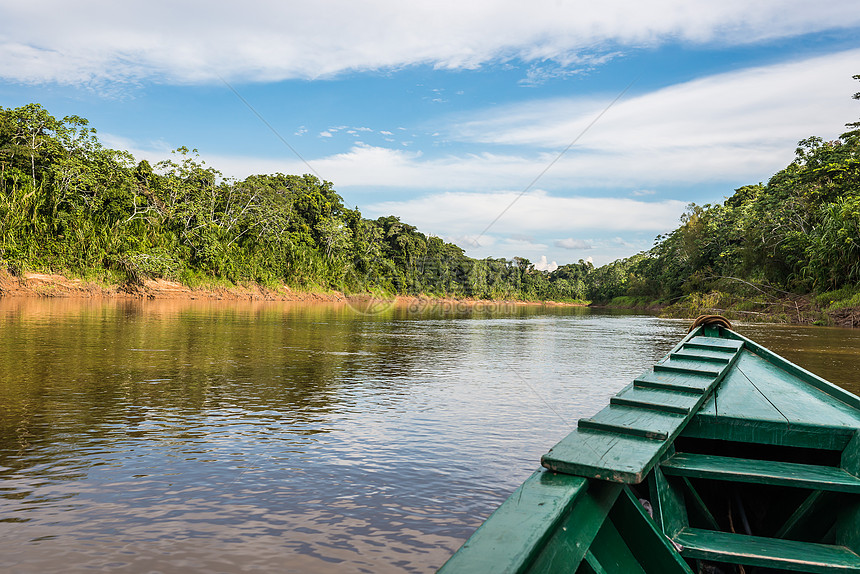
[591,75,860,319]
[0,75,858,313]
[0,103,590,301]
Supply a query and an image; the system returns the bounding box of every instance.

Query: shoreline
[596,293,860,329]
[0,270,586,309]
[3,270,855,327]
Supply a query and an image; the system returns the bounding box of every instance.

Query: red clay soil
[0,271,345,302]
[0,270,582,308]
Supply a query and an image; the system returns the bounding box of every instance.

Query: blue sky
[2,1,859,268]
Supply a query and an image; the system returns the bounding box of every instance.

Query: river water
[1,298,859,573]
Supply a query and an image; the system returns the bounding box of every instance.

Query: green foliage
[815,285,860,311]
[0,103,588,302]
[5,74,858,308]
[584,74,860,305]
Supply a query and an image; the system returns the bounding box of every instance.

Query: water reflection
[1,298,858,572]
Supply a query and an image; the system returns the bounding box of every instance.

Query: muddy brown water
[1,298,858,572]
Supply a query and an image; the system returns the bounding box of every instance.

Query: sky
[2,1,859,268]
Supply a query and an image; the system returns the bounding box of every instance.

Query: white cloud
[534,255,559,272]
[1,1,858,85]
[366,190,686,237]
[108,49,860,199]
[455,49,860,148]
[449,49,860,184]
[555,238,593,250]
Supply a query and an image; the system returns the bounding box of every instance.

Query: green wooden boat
[439,317,860,573]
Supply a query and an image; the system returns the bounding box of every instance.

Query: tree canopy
[2,75,858,306]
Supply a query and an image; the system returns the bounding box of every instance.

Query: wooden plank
[683,414,856,451]
[680,477,721,531]
[437,469,588,573]
[543,327,741,484]
[694,357,790,423]
[611,487,694,573]
[634,373,712,394]
[579,551,609,574]
[585,513,647,574]
[649,464,687,538]
[674,527,860,573]
[685,336,743,351]
[611,385,699,415]
[733,352,860,430]
[728,330,860,410]
[634,371,712,394]
[661,452,860,493]
[842,432,860,477]
[525,481,622,574]
[838,433,860,555]
[654,357,721,377]
[671,349,731,364]
[775,490,839,541]
[579,405,684,441]
[542,430,666,483]
[679,344,737,358]
[578,419,667,441]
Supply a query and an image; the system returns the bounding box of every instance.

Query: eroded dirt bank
[0,270,583,310]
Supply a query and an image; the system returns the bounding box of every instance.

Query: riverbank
[0,270,586,310]
[0,269,345,302]
[598,290,860,328]
[5,270,855,326]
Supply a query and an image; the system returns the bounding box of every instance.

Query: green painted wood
[586,515,647,574]
[445,325,860,572]
[579,551,609,574]
[732,353,860,430]
[611,385,699,415]
[685,336,743,351]
[670,349,730,364]
[650,465,687,537]
[542,430,664,483]
[673,345,737,363]
[673,527,860,573]
[703,324,722,337]
[727,330,860,410]
[661,452,860,493]
[545,329,742,484]
[610,487,694,574]
[838,501,860,560]
[437,469,588,573]
[838,433,860,556]
[634,371,712,394]
[775,490,840,541]
[579,406,684,441]
[694,356,790,422]
[578,420,667,441]
[842,432,860,477]
[683,415,856,450]
[680,477,721,531]
[524,481,622,574]
[654,357,721,377]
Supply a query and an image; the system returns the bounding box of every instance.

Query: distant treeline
[0,103,590,301]
[1,75,857,305]
[590,74,860,305]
